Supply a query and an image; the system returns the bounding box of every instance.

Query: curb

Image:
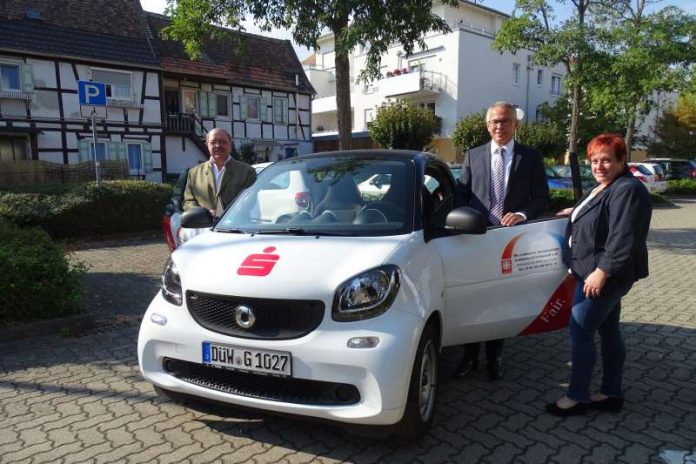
[0,313,94,342]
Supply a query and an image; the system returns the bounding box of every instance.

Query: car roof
[279,149,442,168]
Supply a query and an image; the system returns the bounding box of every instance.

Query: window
[216,94,229,117]
[0,64,21,91]
[127,143,143,172]
[0,135,28,161]
[417,101,436,113]
[182,89,197,113]
[551,75,562,95]
[273,97,288,124]
[246,95,261,120]
[512,63,520,86]
[91,69,131,99]
[90,142,107,162]
[537,69,543,86]
[365,108,374,128]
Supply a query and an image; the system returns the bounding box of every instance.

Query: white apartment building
[306,0,567,161]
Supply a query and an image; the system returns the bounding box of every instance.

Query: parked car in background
[627,163,667,193]
[643,158,696,180]
[139,150,575,439]
[163,162,270,252]
[549,165,594,192]
[545,167,574,190]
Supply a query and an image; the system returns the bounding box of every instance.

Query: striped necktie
[489,147,505,225]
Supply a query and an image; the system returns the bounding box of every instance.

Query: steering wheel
[361,201,404,221]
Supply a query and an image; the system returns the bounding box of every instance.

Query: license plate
[202,342,292,377]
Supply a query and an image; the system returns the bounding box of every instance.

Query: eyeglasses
[487,119,514,127]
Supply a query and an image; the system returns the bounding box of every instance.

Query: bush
[548,188,576,212]
[0,180,173,238]
[666,179,696,196]
[0,222,87,326]
[452,110,488,153]
[369,100,440,150]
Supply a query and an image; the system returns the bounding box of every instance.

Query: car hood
[173,232,409,300]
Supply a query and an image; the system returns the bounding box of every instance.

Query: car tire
[393,324,439,441]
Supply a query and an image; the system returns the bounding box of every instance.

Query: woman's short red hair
[586,133,627,162]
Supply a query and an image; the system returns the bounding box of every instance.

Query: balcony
[378,70,442,98]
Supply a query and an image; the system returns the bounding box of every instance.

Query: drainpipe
[525,54,531,122]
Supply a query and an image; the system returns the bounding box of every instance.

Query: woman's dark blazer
[566,170,652,284]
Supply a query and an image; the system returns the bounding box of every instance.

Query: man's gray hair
[206,127,232,143]
[486,101,518,122]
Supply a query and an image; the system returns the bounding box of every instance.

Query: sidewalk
[0,200,694,463]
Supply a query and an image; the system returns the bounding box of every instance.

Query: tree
[451,110,488,154]
[537,98,624,156]
[492,0,610,198]
[587,2,696,155]
[162,0,456,150]
[368,101,440,150]
[515,121,567,162]
[647,95,696,158]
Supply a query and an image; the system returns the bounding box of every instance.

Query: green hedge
[548,188,576,212]
[0,221,87,325]
[0,180,173,238]
[666,179,696,196]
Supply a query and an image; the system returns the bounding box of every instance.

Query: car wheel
[394,324,439,441]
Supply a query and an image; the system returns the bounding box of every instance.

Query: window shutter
[198,90,208,118]
[208,92,217,117]
[106,141,119,160]
[78,140,90,163]
[21,64,34,93]
[143,143,153,172]
[116,142,126,160]
[240,95,247,120]
[261,97,271,122]
[282,98,288,124]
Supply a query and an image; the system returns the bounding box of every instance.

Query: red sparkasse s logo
[237,246,280,276]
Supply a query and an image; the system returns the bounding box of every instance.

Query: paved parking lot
[1,201,695,463]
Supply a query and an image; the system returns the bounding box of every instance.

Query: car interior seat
[313,175,364,223]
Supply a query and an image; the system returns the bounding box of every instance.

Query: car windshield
[553,165,592,179]
[216,156,415,236]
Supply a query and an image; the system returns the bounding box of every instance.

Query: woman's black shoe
[588,397,624,412]
[545,401,588,417]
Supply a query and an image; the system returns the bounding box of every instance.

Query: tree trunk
[335,52,352,150]
[625,109,636,161]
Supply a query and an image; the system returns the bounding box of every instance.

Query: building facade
[307,0,567,161]
[0,0,313,182]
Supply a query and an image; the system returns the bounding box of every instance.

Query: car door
[422,164,574,347]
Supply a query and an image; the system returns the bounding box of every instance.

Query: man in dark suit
[183,128,256,217]
[454,101,550,380]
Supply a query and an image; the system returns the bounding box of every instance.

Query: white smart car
[139,150,575,440]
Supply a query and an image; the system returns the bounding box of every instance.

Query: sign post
[78,81,107,187]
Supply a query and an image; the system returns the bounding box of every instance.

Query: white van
[138,150,574,440]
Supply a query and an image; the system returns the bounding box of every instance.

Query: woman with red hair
[547,133,652,416]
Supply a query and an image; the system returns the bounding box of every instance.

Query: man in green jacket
[183,128,256,217]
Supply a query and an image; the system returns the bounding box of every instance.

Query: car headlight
[332,265,400,322]
[161,257,182,306]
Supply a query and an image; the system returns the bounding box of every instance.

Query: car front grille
[163,358,360,406]
[186,291,324,340]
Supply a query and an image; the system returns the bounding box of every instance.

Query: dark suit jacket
[455,141,549,221]
[183,158,256,212]
[566,170,651,284]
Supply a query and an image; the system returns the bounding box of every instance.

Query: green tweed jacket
[182,158,256,213]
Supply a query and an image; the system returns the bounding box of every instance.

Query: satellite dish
[515,107,525,121]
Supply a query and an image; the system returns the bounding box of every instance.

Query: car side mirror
[445,207,487,234]
[181,207,214,228]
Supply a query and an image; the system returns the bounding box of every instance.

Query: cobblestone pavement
[1,201,695,464]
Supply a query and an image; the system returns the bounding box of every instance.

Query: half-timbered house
[0,0,314,182]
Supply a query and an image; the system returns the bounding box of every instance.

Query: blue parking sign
[78,81,107,106]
